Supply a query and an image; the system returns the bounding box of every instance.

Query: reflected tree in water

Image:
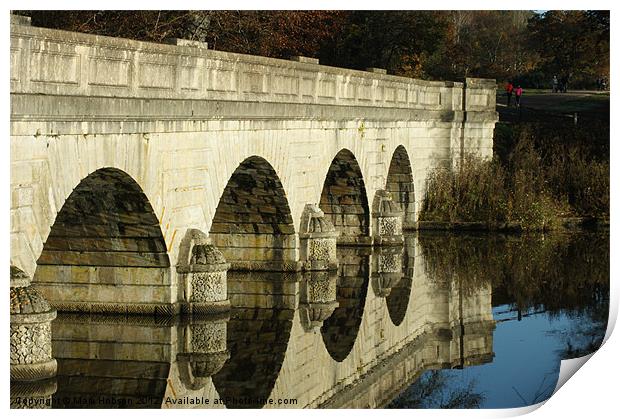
[418,232,610,357]
[387,370,484,409]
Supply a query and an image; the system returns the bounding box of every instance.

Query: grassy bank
[420,119,609,231]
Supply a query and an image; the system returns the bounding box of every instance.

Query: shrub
[421,155,507,223]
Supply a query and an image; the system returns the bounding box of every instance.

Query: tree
[26,10,195,42]
[319,11,449,77]
[22,10,347,60]
[422,11,537,81]
[527,11,610,87]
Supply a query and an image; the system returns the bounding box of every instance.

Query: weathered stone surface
[10,265,58,383]
[11,265,31,288]
[177,241,231,315]
[10,286,51,315]
[10,322,52,365]
[299,204,338,271]
[190,272,227,303]
[372,190,404,246]
[10,280,57,383]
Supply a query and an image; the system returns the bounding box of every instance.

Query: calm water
[12,232,609,409]
[388,232,609,409]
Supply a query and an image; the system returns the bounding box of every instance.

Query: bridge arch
[319,149,370,245]
[209,156,297,271]
[32,167,172,313]
[385,145,416,229]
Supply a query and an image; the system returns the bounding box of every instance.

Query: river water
[12,232,609,409]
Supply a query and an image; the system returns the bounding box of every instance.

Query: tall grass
[421,121,609,229]
[422,155,507,224]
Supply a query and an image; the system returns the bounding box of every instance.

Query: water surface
[12,232,609,409]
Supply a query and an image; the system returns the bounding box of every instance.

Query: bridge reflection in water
[13,234,497,409]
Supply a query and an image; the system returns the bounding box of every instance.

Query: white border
[3,2,617,418]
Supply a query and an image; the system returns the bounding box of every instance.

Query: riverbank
[418,95,609,232]
[415,217,609,233]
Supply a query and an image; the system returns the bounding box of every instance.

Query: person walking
[515,85,523,107]
[560,75,568,93]
[552,75,558,93]
[505,81,514,106]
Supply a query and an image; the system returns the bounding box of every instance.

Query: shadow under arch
[33,167,171,313]
[319,149,370,245]
[320,247,370,362]
[209,156,297,271]
[385,145,416,229]
[386,234,415,326]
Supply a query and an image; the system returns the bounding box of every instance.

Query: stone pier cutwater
[372,190,404,246]
[299,203,339,271]
[10,265,57,408]
[177,230,231,315]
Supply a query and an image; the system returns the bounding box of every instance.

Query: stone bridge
[10,16,497,316]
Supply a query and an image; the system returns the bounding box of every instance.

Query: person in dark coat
[505,81,514,106]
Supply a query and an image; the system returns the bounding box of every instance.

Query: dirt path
[496,91,609,123]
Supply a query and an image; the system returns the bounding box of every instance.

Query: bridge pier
[177,230,231,315]
[10,266,57,384]
[372,190,404,246]
[299,204,339,271]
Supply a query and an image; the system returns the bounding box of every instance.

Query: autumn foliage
[21,10,609,88]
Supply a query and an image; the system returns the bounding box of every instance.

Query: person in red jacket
[505,82,514,106]
[515,85,523,107]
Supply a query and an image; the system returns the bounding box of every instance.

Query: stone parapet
[10,23,496,117]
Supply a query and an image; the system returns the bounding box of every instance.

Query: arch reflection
[386,234,415,326]
[320,247,370,362]
[211,271,295,408]
[51,314,177,408]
